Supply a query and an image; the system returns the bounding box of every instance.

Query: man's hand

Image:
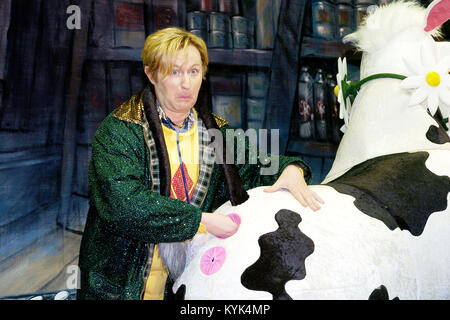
[201,213,239,238]
[264,164,324,211]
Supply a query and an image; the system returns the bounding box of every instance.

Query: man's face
[146,45,203,118]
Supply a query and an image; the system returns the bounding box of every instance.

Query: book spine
[255,0,281,49]
[210,74,243,128]
[90,0,114,48]
[246,72,269,131]
[113,0,146,48]
[152,0,179,31]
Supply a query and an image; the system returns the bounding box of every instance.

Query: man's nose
[181,73,191,89]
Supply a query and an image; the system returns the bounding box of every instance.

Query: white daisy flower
[400,36,450,116]
[335,57,353,132]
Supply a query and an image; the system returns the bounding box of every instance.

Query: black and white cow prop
[159,0,450,300]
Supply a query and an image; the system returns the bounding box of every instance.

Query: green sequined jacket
[77,85,312,300]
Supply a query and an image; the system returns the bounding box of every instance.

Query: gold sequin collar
[112,91,146,126]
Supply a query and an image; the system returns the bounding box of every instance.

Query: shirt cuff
[196,222,207,234]
[293,164,304,177]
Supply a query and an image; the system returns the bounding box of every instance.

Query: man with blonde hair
[78,27,322,300]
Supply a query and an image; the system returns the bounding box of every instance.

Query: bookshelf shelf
[87,47,273,68]
[208,49,272,68]
[87,47,142,61]
[86,37,359,64]
[287,139,338,158]
[301,36,360,59]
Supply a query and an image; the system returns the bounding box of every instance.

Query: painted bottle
[298,66,315,140]
[314,69,328,142]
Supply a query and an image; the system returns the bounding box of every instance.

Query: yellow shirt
[162,116,200,200]
[144,112,206,300]
[143,245,169,300]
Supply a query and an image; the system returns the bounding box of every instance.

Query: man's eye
[172,70,179,76]
[190,69,199,75]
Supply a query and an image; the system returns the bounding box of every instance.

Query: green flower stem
[339,71,449,131]
[436,107,449,131]
[341,73,407,108]
[354,73,407,91]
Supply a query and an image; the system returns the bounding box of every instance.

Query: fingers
[216,216,239,239]
[290,187,308,208]
[292,186,324,212]
[202,213,240,239]
[224,215,239,236]
[306,188,325,211]
[304,193,321,211]
[264,183,282,193]
[312,190,325,204]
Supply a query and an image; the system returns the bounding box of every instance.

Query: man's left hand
[264,164,324,211]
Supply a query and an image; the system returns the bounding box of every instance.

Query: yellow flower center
[334,85,340,97]
[425,71,440,87]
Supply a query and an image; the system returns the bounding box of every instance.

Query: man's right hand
[201,213,239,239]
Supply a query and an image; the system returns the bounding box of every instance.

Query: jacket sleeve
[88,115,202,243]
[220,125,312,191]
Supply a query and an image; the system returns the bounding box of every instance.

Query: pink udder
[200,246,226,275]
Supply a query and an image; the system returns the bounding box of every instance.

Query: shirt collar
[156,101,196,132]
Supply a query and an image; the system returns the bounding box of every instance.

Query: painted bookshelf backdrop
[1,0,446,299]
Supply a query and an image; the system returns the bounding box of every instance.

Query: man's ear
[144,66,156,85]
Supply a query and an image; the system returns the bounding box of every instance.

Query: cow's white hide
[172,149,450,300]
[323,1,450,183]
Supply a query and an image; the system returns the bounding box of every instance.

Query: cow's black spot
[166,279,185,300]
[368,285,399,300]
[426,125,450,144]
[173,284,186,300]
[240,209,314,300]
[327,152,450,236]
[427,110,450,144]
